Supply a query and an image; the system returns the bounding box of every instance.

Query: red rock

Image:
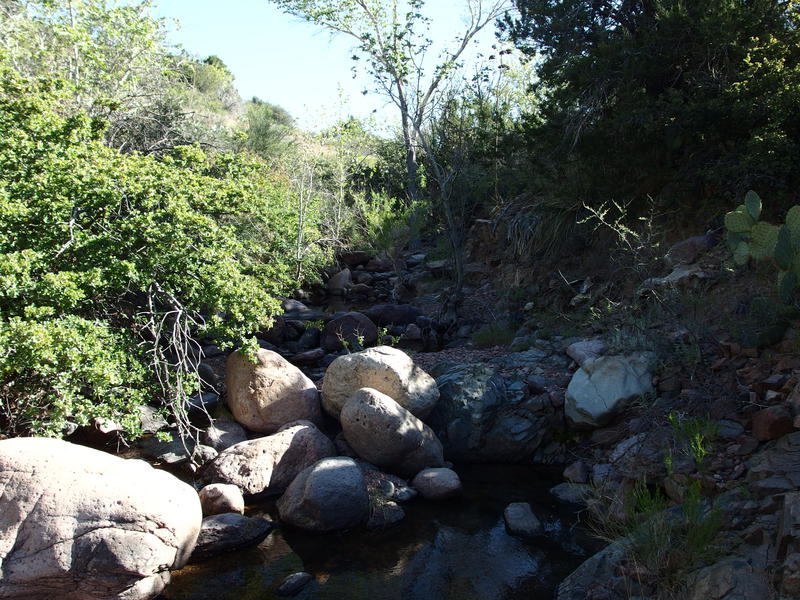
[752,405,794,441]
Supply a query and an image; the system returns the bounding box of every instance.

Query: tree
[269,0,512,205]
[501,0,800,215]
[240,97,295,160]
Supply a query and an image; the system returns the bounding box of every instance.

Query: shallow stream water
[161,465,594,600]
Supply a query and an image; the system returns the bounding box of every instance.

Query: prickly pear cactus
[749,222,779,260]
[724,205,755,234]
[724,190,800,303]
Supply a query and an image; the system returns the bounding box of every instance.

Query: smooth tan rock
[321,346,439,419]
[198,483,245,516]
[0,437,201,600]
[204,421,335,498]
[341,388,444,478]
[226,349,321,434]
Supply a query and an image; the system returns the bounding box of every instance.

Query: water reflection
[161,465,591,600]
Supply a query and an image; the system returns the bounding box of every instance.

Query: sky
[150,0,510,131]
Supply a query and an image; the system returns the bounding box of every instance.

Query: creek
[161,465,595,600]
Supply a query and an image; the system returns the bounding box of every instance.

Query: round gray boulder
[322,346,439,419]
[340,387,445,478]
[277,457,369,532]
[226,348,321,434]
[0,437,201,600]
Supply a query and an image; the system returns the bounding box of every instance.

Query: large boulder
[340,388,445,478]
[565,338,606,368]
[565,353,654,428]
[225,349,321,434]
[204,421,335,499]
[687,557,773,600]
[0,437,201,600]
[428,363,548,462]
[321,346,439,419]
[327,268,352,295]
[557,539,628,600]
[320,311,378,352]
[277,457,369,532]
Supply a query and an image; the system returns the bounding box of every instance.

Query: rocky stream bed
[4,246,800,599]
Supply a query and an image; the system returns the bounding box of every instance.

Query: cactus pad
[733,241,751,265]
[749,222,779,259]
[724,207,754,234]
[745,190,762,221]
[775,225,794,270]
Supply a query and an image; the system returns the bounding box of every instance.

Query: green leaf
[745,190,762,221]
[775,225,794,270]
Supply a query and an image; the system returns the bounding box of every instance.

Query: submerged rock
[0,437,201,600]
[190,513,273,562]
[278,572,315,596]
[504,502,543,539]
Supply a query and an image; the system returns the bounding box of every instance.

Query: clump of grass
[471,322,516,348]
[588,480,723,598]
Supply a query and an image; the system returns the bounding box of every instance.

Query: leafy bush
[0,64,310,439]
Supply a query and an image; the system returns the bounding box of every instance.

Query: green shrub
[0,64,314,439]
[471,322,516,348]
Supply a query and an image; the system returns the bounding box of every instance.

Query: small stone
[411,467,462,500]
[550,482,592,506]
[278,572,314,597]
[503,502,543,538]
[198,483,245,516]
[563,460,590,484]
[526,375,548,394]
[716,419,745,439]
